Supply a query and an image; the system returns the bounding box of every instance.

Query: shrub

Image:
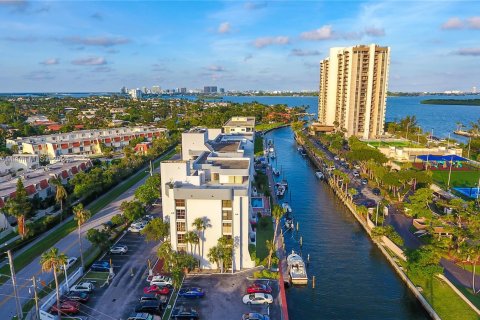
[253,269,279,280]
[111,214,126,226]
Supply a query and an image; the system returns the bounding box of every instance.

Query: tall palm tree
[40,247,67,319]
[50,177,68,221]
[270,205,285,266]
[266,239,276,269]
[184,231,198,255]
[73,203,91,268]
[192,217,211,268]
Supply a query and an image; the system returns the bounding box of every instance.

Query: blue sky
[0,0,479,92]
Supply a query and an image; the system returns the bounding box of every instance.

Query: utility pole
[7,250,22,320]
[150,160,153,176]
[447,155,454,191]
[32,276,39,320]
[468,138,471,159]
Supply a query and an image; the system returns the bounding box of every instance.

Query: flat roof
[210,159,249,169]
[224,117,255,127]
[210,141,240,153]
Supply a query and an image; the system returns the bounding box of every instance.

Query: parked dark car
[90,261,111,272]
[134,300,162,315]
[372,188,381,196]
[361,178,368,185]
[171,307,199,319]
[62,291,90,303]
[360,199,377,208]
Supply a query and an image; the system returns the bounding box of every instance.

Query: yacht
[287,251,308,285]
[276,185,286,198]
[284,216,294,230]
[272,168,280,176]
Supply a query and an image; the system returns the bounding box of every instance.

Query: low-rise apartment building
[223,116,255,135]
[0,154,40,175]
[6,126,167,159]
[161,126,256,271]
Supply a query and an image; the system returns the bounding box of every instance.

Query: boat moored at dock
[287,251,308,285]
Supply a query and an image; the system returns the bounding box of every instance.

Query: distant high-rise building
[129,88,143,100]
[473,86,477,94]
[180,88,187,94]
[219,88,225,94]
[318,44,390,139]
[204,86,218,94]
[151,85,161,94]
[120,86,127,94]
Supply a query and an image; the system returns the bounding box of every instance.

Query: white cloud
[290,49,321,56]
[441,17,464,30]
[300,25,334,40]
[72,57,107,66]
[454,48,480,56]
[467,16,480,29]
[207,65,226,72]
[40,58,59,65]
[218,22,231,34]
[254,36,290,48]
[60,36,130,47]
[364,26,385,37]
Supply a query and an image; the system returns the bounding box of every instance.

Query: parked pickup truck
[70,282,95,293]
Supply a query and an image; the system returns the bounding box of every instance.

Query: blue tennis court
[454,187,480,199]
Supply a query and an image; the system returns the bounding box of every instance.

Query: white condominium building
[223,116,256,135]
[161,126,256,271]
[318,44,390,139]
[6,126,167,159]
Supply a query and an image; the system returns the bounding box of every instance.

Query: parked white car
[110,245,128,254]
[70,282,95,293]
[61,257,77,270]
[128,224,145,233]
[149,275,173,287]
[242,293,273,305]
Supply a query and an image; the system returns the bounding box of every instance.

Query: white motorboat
[315,171,324,180]
[287,251,308,285]
[276,179,288,189]
[272,168,280,176]
[284,217,294,230]
[282,202,292,213]
[276,185,286,197]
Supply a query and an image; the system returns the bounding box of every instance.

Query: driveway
[176,272,281,320]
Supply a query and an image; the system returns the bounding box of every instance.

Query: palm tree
[207,246,222,272]
[73,203,91,268]
[40,247,67,318]
[192,217,211,268]
[157,241,175,270]
[266,239,276,269]
[50,177,68,221]
[270,205,285,267]
[184,231,198,255]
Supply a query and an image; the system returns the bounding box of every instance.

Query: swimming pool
[251,197,264,208]
[454,187,480,199]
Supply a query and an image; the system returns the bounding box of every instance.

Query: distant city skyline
[0,0,479,92]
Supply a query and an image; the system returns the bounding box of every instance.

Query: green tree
[73,203,91,268]
[406,245,443,278]
[40,247,67,319]
[86,228,111,251]
[405,188,434,219]
[4,178,31,238]
[120,200,145,222]
[185,231,199,255]
[141,217,169,242]
[268,205,284,269]
[192,217,211,268]
[134,174,161,205]
[50,177,68,221]
[464,244,480,294]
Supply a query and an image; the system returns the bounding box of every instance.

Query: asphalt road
[0,154,179,319]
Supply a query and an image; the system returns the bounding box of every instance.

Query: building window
[222,200,232,208]
[176,209,186,220]
[175,199,185,207]
[222,210,232,221]
[176,222,186,232]
[177,233,186,244]
[177,245,186,253]
[222,222,232,235]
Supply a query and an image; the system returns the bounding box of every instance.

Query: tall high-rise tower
[318,44,390,139]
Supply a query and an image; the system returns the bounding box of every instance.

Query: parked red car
[51,300,80,314]
[143,284,170,295]
[246,283,272,294]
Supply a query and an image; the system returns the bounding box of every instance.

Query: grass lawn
[256,216,274,262]
[455,283,480,311]
[83,271,110,283]
[432,170,480,188]
[0,230,18,244]
[367,140,422,148]
[408,273,479,320]
[254,136,264,156]
[255,122,285,132]
[0,149,176,285]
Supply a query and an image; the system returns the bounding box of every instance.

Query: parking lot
[84,225,162,319]
[175,271,281,320]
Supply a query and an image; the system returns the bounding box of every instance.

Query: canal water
[265,126,428,320]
